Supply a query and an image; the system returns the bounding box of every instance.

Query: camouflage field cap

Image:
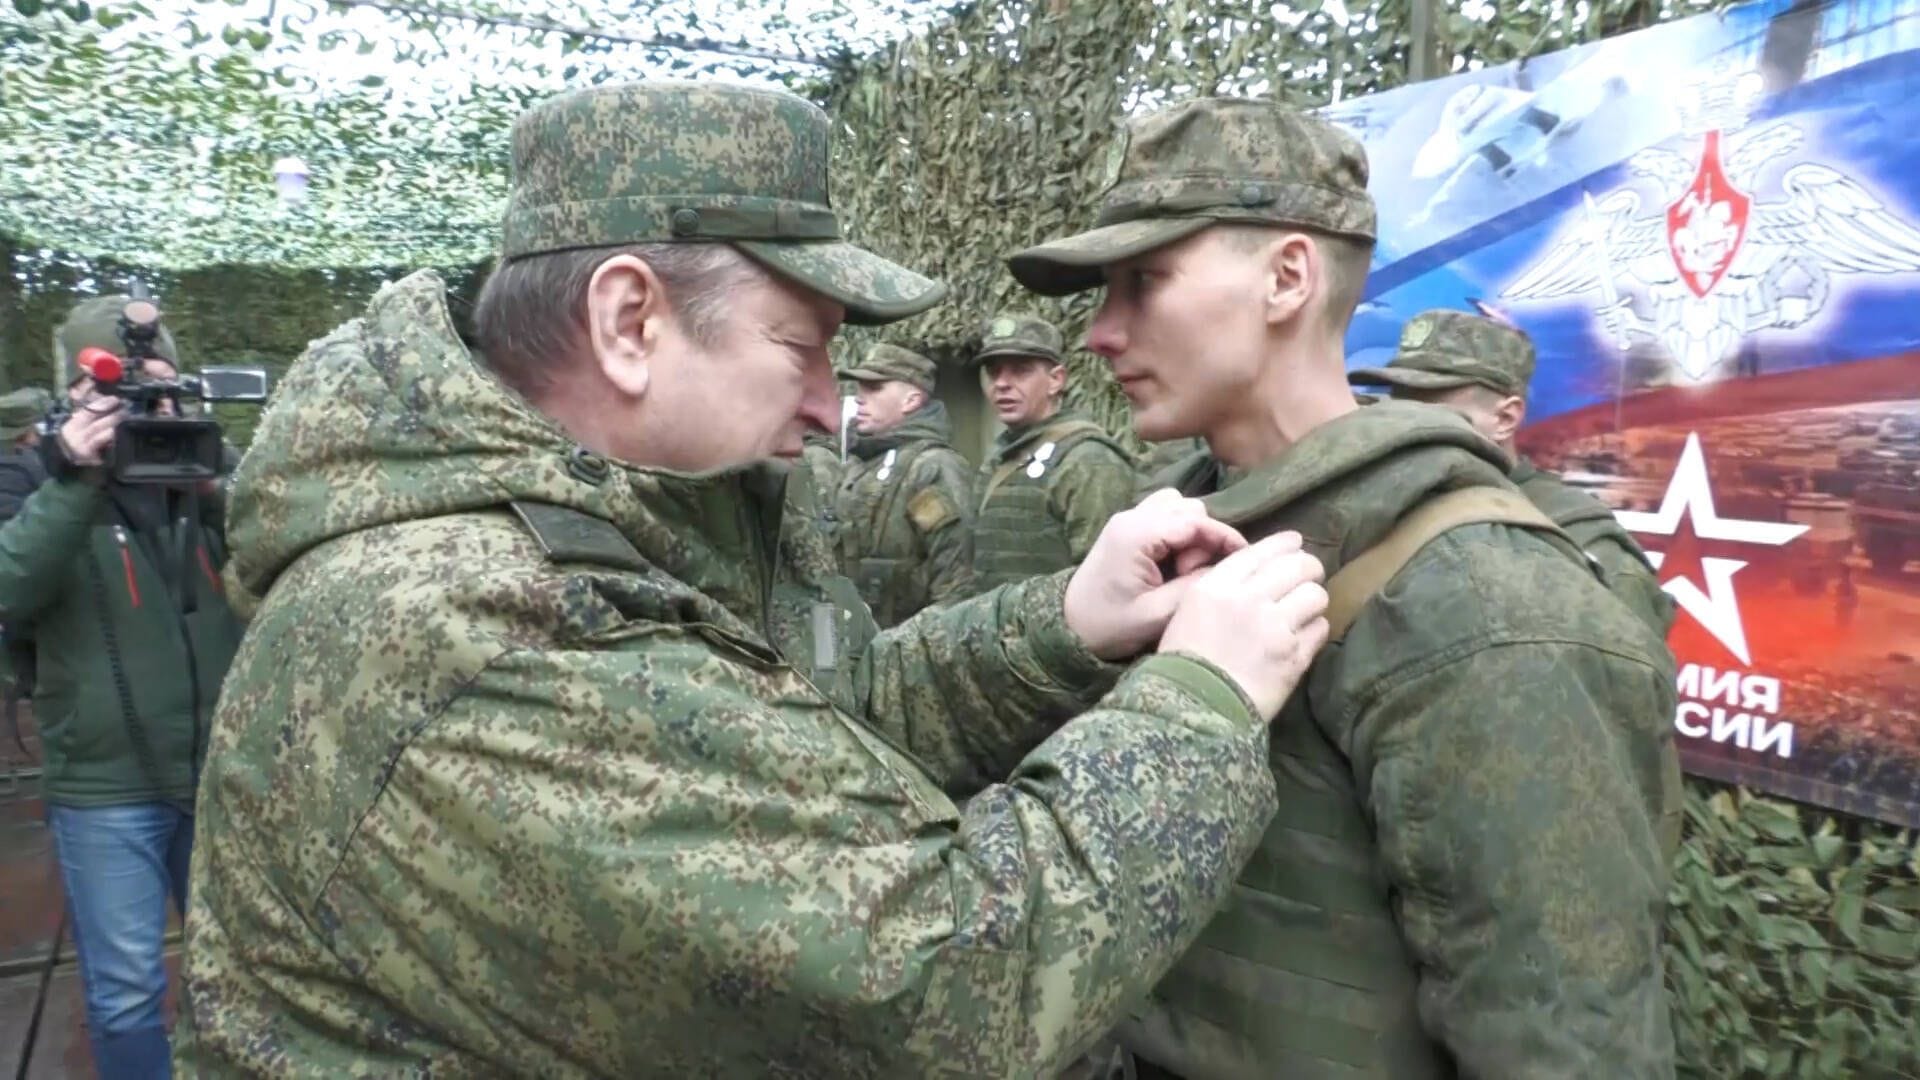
[973,312,1064,365]
[842,343,936,392]
[499,80,946,326]
[54,295,180,382]
[1008,97,1376,296]
[0,386,52,441]
[1347,310,1537,398]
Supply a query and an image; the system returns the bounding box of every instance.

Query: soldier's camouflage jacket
[1510,456,1677,639]
[1125,401,1679,1079]
[832,401,975,627]
[172,272,1283,1078]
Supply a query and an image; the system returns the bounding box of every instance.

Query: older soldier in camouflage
[972,313,1135,592]
[174,81,1335,1077]
[1348,311,1678,639]
[1012,97,1679,1079]
[832,343,975,626]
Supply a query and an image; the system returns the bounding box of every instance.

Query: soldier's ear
[1046,362,1068,399]
[1494,394,1527,442]
[1262,233,1315,327]
[584,254,669,399]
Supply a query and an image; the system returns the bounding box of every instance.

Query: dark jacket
[0,473,245,806]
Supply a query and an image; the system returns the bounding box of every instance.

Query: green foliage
[0,0,962,269]
[1670,779,1920,1076]
[0,233,489,445]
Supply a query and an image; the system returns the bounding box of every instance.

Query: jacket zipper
[113,526,140,608]
[197,544,223,592]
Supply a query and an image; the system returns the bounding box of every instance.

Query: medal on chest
[1026,441,1056,480]
[877,448,898,482]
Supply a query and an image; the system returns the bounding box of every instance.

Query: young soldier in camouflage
[831,343,975,626]
[1011,97,1680,1079]
[174,81,1336,1077]
[1348,311,1678,639]
[972,312,1136,592]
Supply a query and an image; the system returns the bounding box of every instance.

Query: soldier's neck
[1207,360,1356,470]
[1010,401,1064,434]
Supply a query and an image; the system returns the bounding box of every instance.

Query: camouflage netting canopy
[0,0,963,270]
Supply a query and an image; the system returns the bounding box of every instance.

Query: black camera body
[49,282,270,485]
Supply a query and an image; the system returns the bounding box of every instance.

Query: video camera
[52,282,271,485]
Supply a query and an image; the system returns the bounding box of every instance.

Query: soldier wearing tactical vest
[832,343,976,626]
[971,313,1135,592]
[1011,97,1679,1078]
[1348,311,1678,639]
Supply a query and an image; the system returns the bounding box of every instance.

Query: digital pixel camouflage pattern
[1347,308,1536,398]
[1127,401,1679,1079]
[1008,97,1375,296]
[972,410,1136,593]
[832,399,976,627]
[1510,458,1675,639]
[842,342,938,391]
[975,311,1066,364]
[172,271,1287,1078]
[498,81,944,325]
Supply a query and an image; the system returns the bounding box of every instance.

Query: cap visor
[839,367,887,382]
[969,347,1063,366]
[736,240,946,326]
[1007,218,1215,296]
[1345,366,1479,392]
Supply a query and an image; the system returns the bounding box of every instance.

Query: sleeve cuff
[1131,653,1262,731]
[1019,568,1125,692]
[43,475,108,514]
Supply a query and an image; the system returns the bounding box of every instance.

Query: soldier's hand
[58,395,126,468]
[1064,489,1248,661]
[1159,531,1328,720]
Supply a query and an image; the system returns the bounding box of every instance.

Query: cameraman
[0,296,243,1080]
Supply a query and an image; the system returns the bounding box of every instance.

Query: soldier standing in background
[1348,310,1676,639]
[971,312,1134,592]
[833,343,975,626]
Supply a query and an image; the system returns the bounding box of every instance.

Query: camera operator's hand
[58,396,126,468]
[1158,531,1329,720]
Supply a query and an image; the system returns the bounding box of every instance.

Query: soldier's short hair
[1217,224,1372,329]
[474,243,760,400]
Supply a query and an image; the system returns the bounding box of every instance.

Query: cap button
[670,208,701,236]
[1238,183,1264,206]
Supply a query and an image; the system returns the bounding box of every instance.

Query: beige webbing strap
[977,419,1106,508]
[1323,487,1565,641]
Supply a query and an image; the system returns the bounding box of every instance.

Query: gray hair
[474,242,761,400]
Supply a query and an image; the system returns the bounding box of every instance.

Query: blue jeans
[46,801,193,1080]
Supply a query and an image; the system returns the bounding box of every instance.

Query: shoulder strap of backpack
[1323,486,1568,641]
